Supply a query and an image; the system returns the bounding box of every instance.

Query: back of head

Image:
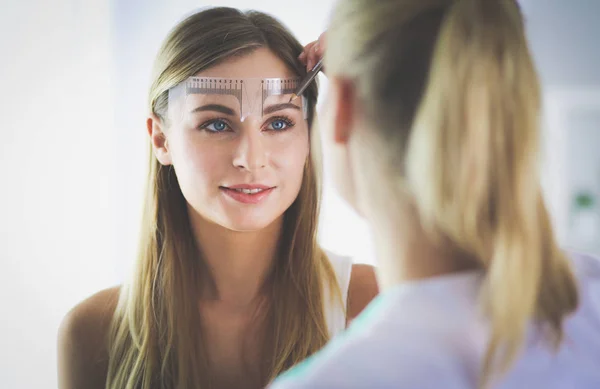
[327,0,578,386]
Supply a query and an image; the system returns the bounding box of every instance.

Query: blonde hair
[327,0,578,387]
[106,7,340,389]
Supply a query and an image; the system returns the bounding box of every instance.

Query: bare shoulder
[347,264,379,323]
[57,286,121,389]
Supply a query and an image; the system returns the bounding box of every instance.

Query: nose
[232,126,268,171]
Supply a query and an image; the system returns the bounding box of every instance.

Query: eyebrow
[263,103,301,115]
[190,104,236,116]
[189,103,301,116]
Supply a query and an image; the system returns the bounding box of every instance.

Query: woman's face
[154,48,310,231]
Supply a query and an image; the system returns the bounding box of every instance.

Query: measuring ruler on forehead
[184,77,302,118]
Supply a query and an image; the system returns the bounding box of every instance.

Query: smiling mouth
[226,187,270,194]
[219,185,276,204]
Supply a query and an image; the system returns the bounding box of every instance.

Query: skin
[57,48,378,389]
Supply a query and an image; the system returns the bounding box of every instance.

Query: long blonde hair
[106,7,340,389]
[327,0,578,386]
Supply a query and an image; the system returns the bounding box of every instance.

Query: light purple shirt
[270,251,600,389]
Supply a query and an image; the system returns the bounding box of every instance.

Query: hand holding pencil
[290,32,327,102]
[298,32,327,72]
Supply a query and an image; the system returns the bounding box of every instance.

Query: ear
[147,114,172,166]
[329,77,357,145]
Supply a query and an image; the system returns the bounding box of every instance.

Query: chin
[223,220,271,232]
[219,210,282,233]
[215,191,292,233]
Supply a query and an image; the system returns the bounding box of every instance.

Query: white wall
[522,0,600,255]
[542,89,600,256]
[0,1,116,387]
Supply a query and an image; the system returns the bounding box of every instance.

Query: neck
[365,198,478,292]
[189,211,283,308]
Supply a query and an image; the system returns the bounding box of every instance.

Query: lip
[220,184,276,204]
[225,184,273,190]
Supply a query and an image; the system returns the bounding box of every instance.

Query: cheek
[319,98,357,208]
[319,109,348,191]
[329,139,358,210]
[170,133,228,192]
[271,131,309,186]
[331,147,351,192]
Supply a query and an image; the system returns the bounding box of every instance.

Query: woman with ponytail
[270,0,600,388]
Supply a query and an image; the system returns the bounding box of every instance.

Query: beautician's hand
[299,32,326,72]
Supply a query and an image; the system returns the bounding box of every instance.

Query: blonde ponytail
[407,0,578,386]
[327,0,579,385]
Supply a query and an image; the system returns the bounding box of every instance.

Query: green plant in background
[574,191,596,210]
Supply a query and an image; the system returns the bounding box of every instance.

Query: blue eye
[203,119,230,132]
[267,117,293,131]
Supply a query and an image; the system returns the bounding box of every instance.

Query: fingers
[299,32,327,72]
[299,41,318,66]
[309,32,326,70]
[317,31,327,52]
[306,42,322,71]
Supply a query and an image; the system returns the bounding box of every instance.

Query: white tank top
[323,251,353,338]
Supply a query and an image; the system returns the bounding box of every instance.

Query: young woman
[57,7,378,389]
[270,0,600,388]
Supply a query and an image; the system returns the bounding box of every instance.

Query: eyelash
[198,116,296,133]
[199,118,233,133]
[265,116,295,132]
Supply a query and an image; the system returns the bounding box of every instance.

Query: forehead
[196,47,296,79]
